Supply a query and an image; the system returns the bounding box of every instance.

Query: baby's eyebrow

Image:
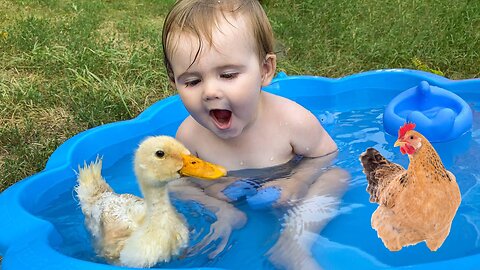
[216,64,244,71]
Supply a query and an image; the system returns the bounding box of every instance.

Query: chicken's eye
[155,150,165,158]
[409,135,414,140]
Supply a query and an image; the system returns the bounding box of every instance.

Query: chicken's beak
[394,139,405,147]
[179,154,227,180]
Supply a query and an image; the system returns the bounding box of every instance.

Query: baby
[162,0,349,269]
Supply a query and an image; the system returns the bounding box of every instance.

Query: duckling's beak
[180,154,227,180]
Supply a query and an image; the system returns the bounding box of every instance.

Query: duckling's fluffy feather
[75,156,188,267]
[76,159,147,262]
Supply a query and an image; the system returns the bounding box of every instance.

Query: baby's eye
[220,72,238,80]
[185,79,201,87]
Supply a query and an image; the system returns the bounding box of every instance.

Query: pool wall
[1,69,480,270]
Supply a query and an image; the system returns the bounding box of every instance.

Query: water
[312,106,480,268]
[37,105,480,269]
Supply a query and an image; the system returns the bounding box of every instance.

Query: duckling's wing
[91,193,146,260]
[102,194,145,226]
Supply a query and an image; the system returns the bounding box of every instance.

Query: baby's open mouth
[210,109,232,130]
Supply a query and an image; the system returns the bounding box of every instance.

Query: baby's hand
[246,154,340,209]
[189,205,247,259]
[191,177,238,202]
[219,176,313,209]
[221,178,261,201]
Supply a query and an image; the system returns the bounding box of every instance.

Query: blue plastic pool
[1,69,480,270]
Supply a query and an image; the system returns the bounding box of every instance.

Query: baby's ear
[261,53,277,87]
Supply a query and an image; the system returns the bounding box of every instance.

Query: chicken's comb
[398,122,416,138]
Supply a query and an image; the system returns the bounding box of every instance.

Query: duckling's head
[134,136,226,186]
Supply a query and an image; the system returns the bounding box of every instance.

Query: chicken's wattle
[400,144,415,155]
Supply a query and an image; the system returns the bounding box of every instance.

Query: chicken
[359,122,461,251]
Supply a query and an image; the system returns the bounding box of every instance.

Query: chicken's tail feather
[75,157,112,208]
[359,148,395,202]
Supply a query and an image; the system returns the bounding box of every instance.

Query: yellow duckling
[75,136,226,268]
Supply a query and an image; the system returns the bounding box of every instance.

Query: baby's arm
[288,102,337,158]
[167,179,247,258]
[267,167,349,270]
[249,152,339,208]
[249,104,339,207]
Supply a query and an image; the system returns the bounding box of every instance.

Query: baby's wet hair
[162,0,275,82]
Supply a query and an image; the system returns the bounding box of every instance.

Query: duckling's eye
[155,150,165,158]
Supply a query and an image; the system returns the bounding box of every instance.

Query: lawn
[1,0,479,193]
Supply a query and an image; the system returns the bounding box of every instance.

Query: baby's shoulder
[177,116,207,135]
[176,116,206,152]
[264,92,315,121]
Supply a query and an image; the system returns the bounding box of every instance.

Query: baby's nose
[202,80,223,101]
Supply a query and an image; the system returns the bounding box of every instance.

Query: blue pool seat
[383,81,473,142]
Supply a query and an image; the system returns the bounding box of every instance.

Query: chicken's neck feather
[407,141,449,181]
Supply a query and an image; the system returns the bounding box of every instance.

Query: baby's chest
[198,136,294,170]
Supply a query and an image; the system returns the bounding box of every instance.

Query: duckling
[75,136,226,268]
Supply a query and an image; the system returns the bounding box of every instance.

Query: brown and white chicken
[359,122,461,251]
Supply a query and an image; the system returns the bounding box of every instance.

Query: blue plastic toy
[318,111,336,125]
[223,182,281,210]
[383,81,473,142]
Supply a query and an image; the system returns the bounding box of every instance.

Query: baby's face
[170,15,267,140]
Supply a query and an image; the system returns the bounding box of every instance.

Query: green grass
[266,0,480,78]
[1,0,479,193]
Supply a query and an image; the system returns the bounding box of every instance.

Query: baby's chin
[212,125,243,140]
